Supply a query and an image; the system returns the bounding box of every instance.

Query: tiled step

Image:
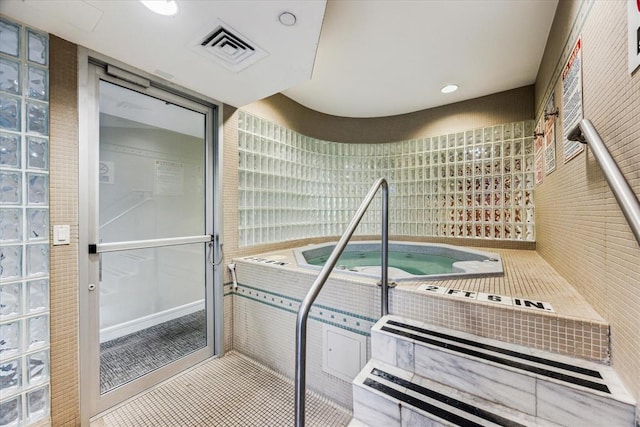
[353,360,562,427]
[366,315,636,427]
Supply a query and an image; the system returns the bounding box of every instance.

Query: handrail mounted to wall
[568,119,640,246]
[294,177,389,427]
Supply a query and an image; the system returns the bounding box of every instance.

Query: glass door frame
[78,50,224,423]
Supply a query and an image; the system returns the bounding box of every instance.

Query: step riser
[354,383,457,427]
[537,380,636,427]
[353,384,403,427]
[372,331,536,415]
[354,362,544,427]
[364,316,637,427]
[415,343,536,416]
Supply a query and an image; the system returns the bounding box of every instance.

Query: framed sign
[562,38,584,163]
[544,94,557,175]
[155,160,184,196]
[535,117,544,185]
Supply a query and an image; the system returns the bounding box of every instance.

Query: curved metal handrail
[294,177,389,427]
[568,119,640,246]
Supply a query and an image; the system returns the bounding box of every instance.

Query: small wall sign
[155,160,184,196]
[99,161,115,184]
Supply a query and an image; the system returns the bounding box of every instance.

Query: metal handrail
[294,177,389,427]
[568,119,640,246]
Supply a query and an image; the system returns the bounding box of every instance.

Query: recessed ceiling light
[279,12,297,26]
[441,84,459,94]
[141,0,178,16]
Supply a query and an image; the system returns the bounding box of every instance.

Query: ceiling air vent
[195,23,268,72]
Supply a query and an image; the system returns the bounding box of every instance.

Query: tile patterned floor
[91,351,352,427]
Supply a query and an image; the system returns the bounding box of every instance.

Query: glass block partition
[0,18,51,426]
[237,112,535,247]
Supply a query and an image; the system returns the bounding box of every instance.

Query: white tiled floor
[91,351,352,427]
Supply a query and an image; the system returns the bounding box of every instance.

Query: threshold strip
[380,325,610,394]
[363,368,525,427]
[386,319,603,378]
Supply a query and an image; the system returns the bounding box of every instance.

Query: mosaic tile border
[234,283,376,336]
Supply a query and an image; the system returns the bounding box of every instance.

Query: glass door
[83,65,218,416]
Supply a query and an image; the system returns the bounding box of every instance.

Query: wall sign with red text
[562,38,584,163]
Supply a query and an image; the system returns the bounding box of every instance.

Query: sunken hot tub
[294,241,503,281]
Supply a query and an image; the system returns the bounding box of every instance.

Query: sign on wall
[99,161,115,184]
[544,94,557,175]
[534,117,544,186]
[629,0,640,74]
[562,37,584,163]
[534,92,557,187]
[155,160,184,195]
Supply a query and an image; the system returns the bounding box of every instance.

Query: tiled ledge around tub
[232,245,609,362]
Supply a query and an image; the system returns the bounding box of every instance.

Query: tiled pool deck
[237,245,609,362]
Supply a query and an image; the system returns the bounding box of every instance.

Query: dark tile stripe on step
[381,325,611,394]
[363,368,526,427]
[386,319,602,379]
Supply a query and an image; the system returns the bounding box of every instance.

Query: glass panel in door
[98,80,209,394]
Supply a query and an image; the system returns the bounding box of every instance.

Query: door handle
[89,235,212,253]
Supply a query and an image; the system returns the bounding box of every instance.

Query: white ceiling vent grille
[194,23,268,73]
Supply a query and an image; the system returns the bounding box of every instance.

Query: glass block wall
[237,111,535,247]
[0,18,51,426]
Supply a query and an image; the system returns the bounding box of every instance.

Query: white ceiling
[1,0,558,118]
[1,0,327,107]
[286,0,559,118]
